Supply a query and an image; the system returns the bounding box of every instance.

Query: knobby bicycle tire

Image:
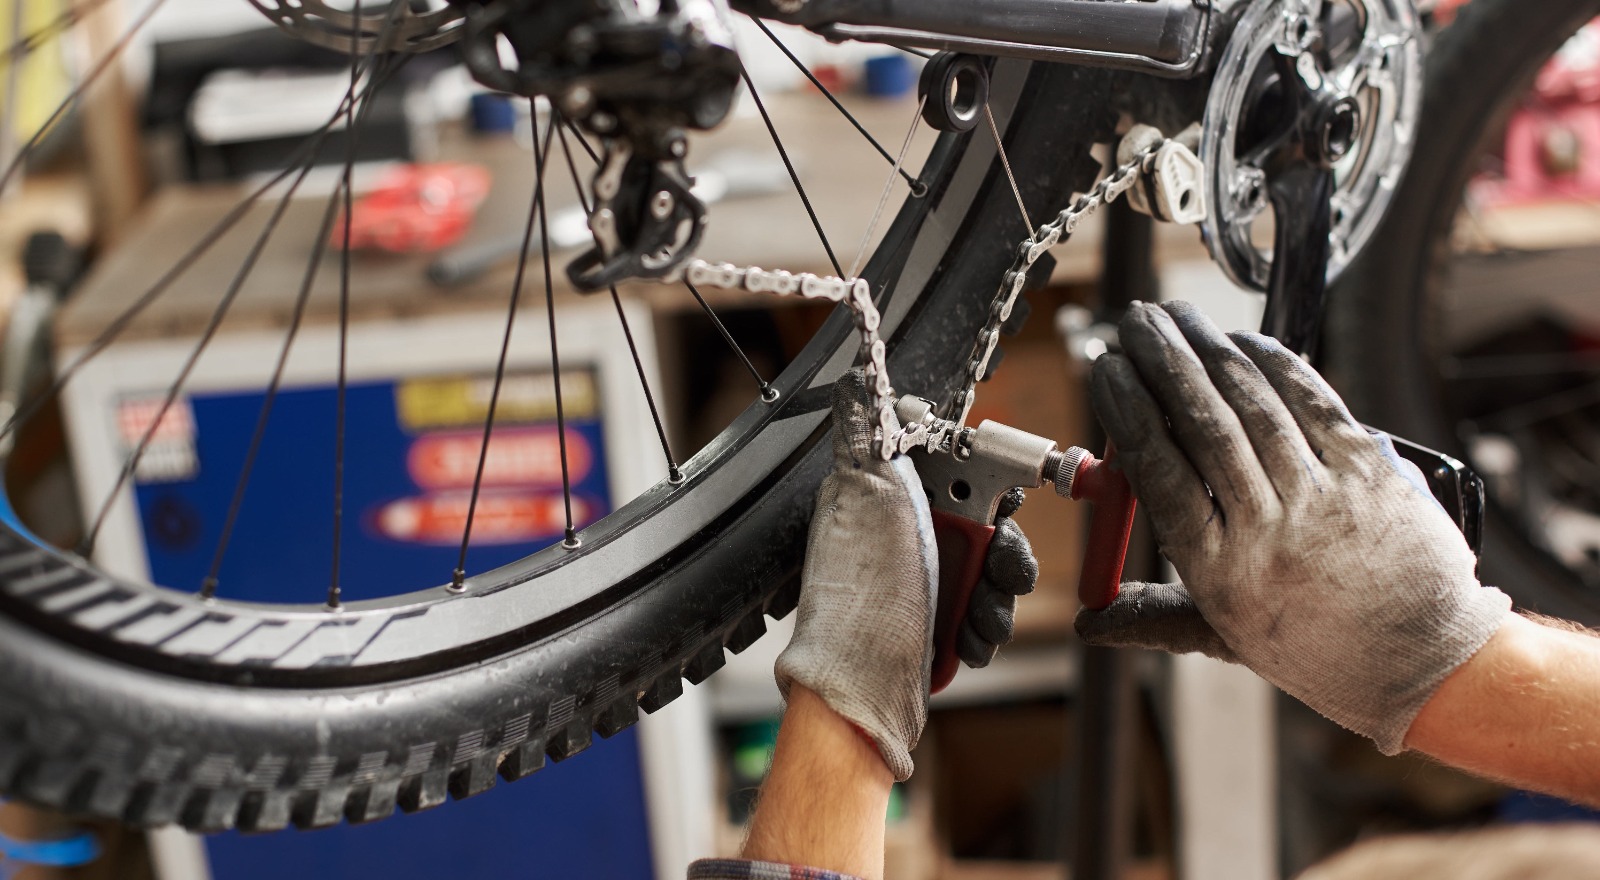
[0,58,1128,832]
[1328,0,1600,623]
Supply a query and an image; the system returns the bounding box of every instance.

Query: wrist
[774,650,924,781]
[784,685,897,782]
[742,686,895,878]
[1405,610,1526,755]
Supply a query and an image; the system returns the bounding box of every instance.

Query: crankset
[1201,0,1421,353]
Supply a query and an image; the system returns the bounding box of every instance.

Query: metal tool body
[895,396,1136,692]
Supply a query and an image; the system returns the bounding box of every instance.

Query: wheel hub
[246,1,466,54]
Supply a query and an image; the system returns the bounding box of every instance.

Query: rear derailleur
[446,0,742,291]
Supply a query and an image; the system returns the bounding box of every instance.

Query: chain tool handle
[1070,443,1136,610]
[929,510,995,692]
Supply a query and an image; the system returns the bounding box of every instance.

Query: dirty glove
[957,487,1039,668]
[1076,301,1512,755]
[775,370,939,781]
[1076,581,1237,661]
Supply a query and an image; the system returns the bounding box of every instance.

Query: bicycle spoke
[1,0,112,66]
[1,0,22,191]
[79,153,330,558]
[206,13,409,597]
[196,220,324,598]
[532,115,581,549]
[451,110,555,589]
[0,53,404,450]
[555,114,774,403]
[561,117,602,164]
[985,105,1034,234]
[739,64,844,278]
[552,117,683,484]
[327,0,380,609]
[848,96,928,279]
[198,54,403,598]
[610,287,684,479]
[556,117,771,403]
[749,17,923,195]
[0,0,167,197]
[685,280,774,400]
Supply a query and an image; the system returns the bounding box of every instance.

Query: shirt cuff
[687,857,867,880]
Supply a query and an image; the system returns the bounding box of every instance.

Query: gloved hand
[1074,301,1512,754]
[776,370,939,781]
[956,487,1038,668]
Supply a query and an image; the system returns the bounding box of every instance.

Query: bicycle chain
[682,137,1166,460]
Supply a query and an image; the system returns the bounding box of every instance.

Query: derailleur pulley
[449,0,740,291]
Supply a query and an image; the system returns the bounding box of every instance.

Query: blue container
[470,92,517,134]
[863,54,915,98]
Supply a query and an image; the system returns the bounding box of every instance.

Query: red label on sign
[407,427,591,490]
[372,491,592,545]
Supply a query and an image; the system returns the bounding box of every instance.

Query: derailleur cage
[567,139,710,292]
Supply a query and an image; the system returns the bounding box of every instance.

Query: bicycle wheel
[0,5,1131,832]
[1328,0,1600,622]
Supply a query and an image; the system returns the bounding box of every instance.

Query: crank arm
[896,397,1136,693]
[731,0,1209,77]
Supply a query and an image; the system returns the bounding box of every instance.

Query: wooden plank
[77,0,147,245]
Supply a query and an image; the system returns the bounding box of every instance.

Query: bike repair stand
[1069,198,1156,880]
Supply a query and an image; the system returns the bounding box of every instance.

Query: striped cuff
[687,858,866,880]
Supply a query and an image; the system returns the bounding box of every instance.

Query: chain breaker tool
[678,129,1205,689]
[894,397,1136,692]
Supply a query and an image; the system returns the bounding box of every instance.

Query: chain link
[681,136,1166,460]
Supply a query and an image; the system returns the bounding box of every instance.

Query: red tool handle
[1071,442,1137,610]
[929,509,995,694]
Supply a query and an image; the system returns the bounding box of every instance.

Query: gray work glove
[776,370,939,781]
[958,487,1039,668]
[1075,301,1512,755]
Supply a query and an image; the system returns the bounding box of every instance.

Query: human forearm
[741,685,894,879]
[1406,612,1600,807]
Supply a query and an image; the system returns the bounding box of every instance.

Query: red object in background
[372,491,592,545]
[407,427,592,490]
[334,163,491,253]
[1431,0,1468,26]
[807,63,850,95]
[1471,17,1600,207]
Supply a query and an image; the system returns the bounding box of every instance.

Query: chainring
[1200,0,1422,290]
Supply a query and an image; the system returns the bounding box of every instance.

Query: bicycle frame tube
[734,0,1214,77]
